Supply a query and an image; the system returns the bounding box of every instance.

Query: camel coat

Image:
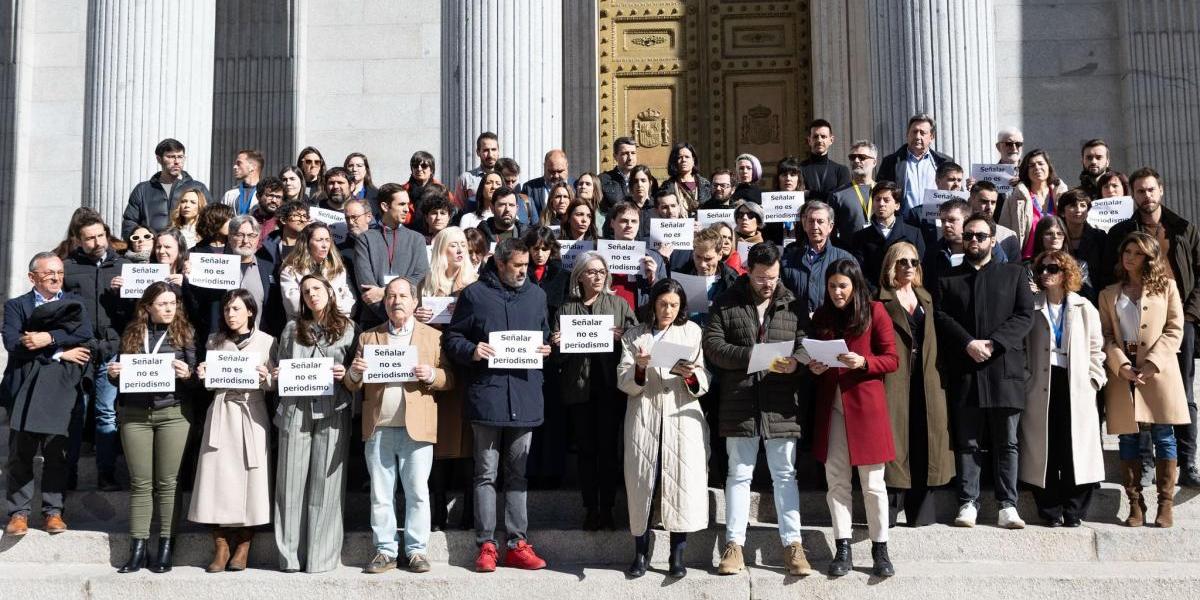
[344,320,453,442]
[1098,280,1190,433]
[617,321,711,536]
[997,180,1070,253]
[189,330,277,526]
[878,287,955,488]
[1018,292,1107,488]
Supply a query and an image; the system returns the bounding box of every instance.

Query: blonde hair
[420,226,477,296]
[880,242,924,290]
[169,187,207,229]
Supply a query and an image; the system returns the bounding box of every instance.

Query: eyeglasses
[713,182,732,189]
[1001,141,1024,148]
[894,258,919,269]
[751,276,779,285]
[33,270,64,279]
[231,232,259,241]
[301,159,322,166]
[582,269,607,278]
[411,162,433,170]
[128,233,153,242]
[161,153,185,161]
[345,212,370,220]
[1035,264,1063,275]
[848,154,875,162]
[962,232,992,242]
[289,214,310,223]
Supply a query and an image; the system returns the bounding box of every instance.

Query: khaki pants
[120,404,190,539]
[825,394,888,543]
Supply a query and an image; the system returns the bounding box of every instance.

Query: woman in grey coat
[272,274,358,573]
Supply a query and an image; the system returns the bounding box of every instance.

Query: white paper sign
[761,191,805,223]
[737,241,752,264]
[363,345,418,383]
[650,218,695,251]
[204,351,261,390]
[559,314,614,354]
[669,272,716,314]
[599,239,646,275]
[970,163,1017,196]
[119,354,175,394]
[422,296,455,324]
[187,253,240,290]
[698,209,736,227]
[120,263,170,299]
[278,357,334,397]
[488,330,543,369]
[310,207,346,225]
[648,340,699,369]
[802,338,851,369]
[747,341,795,374]
[920,189,969,224]
[559,239,595,271]
[1087,195,1134,232]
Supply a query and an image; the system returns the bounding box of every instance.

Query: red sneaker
[475,541,498,573]
[503,540,547,570]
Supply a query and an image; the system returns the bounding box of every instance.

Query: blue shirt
[33,289,63,308]
[901,149,937,213]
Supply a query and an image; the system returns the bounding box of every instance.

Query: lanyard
[143,329,168,354]
[384,225,400,271]
[852,183,871,218]
[1048,300,1066,349]
[237,183,253,215]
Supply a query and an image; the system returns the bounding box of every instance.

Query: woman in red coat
[809,259,899,579]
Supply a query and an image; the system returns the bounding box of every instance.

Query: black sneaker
[98,471,122,492]
[365,552,397,574]
[1179,464,1200,488]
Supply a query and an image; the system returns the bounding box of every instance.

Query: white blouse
[1115,292,1141,344]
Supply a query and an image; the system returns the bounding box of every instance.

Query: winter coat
[617,321,711,535]
[63,247,129,357]
[1098,281,1190,433]
[121,172,211,238]
[1,295,92,434]
[1100,207,1200,322]
[556,293,638,405]
[1018,293,1107,488]
[780,241,858,315]
[997,180,1070,254]
[811,302,900,466]
[443,263,550,427]
[702,277,808,438]
[660,175,713,212]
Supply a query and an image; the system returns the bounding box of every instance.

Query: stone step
[3,520,1200,569]
[4,560,1200,600]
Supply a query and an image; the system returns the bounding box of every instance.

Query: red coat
[812,301,900,466]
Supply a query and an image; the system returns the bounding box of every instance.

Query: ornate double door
[598,0,812,182]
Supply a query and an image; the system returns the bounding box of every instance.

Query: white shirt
[1115,292,1141,344]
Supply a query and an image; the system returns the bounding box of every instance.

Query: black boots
[667,539,686,578]
[871,541,895,577]
[118,538,148,573]
[827,539,852,577]
[627,534,649,577]
[151,537,174,573]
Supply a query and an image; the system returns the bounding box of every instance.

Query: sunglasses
[128,233,153,242]
[848,154,875,162]
[1001,141,1025,148]
[894,258,919,269]
[1035,264,1063,275]
[962,232,992,242]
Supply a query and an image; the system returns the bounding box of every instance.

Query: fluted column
[83,1,216,228]
[1121,0,1200,223]
[442,0,563,183]
[865,0,997,164]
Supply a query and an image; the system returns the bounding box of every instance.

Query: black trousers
[568,386,624,510]
[6,431,69,517]
[634,416,686,555]
[888,365,938,526]
[1031,366,1094,522]
[1174,321,1197,466]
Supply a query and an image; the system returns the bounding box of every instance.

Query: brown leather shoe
[207,528,231,573]
[43,514,67,534]
[4,514,28,536]
[227,528,252,571]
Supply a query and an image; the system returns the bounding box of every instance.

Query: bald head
[544,149,568,184]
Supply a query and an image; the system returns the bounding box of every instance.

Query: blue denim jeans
[68,354,119,474]
[365,426,434,558]
[725,436,802,545]
[1119,425,1177,461]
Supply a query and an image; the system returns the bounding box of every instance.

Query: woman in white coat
[617,278,711,579]
[1018,251,1107,527]
[190,289,276,571]
[278,222,355,319]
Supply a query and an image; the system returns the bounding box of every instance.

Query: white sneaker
[954,503,978,527]
[997,506,1026,529]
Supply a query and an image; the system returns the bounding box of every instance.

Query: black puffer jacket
[121,172,211,238]
[702,276,809,438]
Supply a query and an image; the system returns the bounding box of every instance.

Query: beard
[233,245,256,258]
[964,245,989,262]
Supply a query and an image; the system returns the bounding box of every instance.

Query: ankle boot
[871,541,895,577]
[151,537,174,573]
[228,528,252,571]
[1120,459,1147,527]
[668,538,687,578]
[1155,459,1177,528]
[431,490,448,532]
[828,539,852,577]
[206,528,231,573]
[118,538,149,573]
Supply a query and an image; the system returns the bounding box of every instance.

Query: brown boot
[1120,459,1147,527]
[228,528,252,571]
[1154,459,1177,528]
[206,528,231,573]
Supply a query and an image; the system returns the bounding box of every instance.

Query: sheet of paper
[120,263,170,299]
[204,351,261,390]
[648,340,698,369]
[760,191,805,223]
[969,163,1017,196]
[278,357,334,397]
[422,296,455,324]
[669,272,715,314]
[599,239,646,276]
[559,239,595,270]
[697,209,735,227]
[119,354,176,394]
[802,338,851,369]
[363,345,418,383]
[1087,195,1134,232]
[650,218,695,251]
[747,340,795,374]
[310,207,346,225]
[559,314,614,354]
[920,189,969,225]
[187,253,240,290]
[488,330,543,369]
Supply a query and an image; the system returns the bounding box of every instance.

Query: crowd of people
[2,115,1197,581]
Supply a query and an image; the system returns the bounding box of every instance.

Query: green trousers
[119,404,190,539]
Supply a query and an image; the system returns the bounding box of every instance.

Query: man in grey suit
[354,184,430,328]
[829,141,876,249]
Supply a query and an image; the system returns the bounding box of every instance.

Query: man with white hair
[829,140,877,247]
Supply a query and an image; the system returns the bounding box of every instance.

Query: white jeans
[825,394,888,542]
[725,436,802,545]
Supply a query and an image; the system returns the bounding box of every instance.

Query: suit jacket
[344,321,454,443]
[876,144,954,188]
[354,223,431,323]
[934,260,1034,411]
[851,219,927,291]
[2,292,93,433]
[829,183,871,247]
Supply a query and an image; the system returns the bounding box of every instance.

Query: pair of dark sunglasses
[962,232,992,242]
[894,258,919,269]
[1035,264,1063,275]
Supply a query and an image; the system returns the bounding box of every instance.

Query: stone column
[865,0,998,165]
[441,0,563,184]
[83,1,216,228]
[562,0,598,173]
[1120,0,1200,223]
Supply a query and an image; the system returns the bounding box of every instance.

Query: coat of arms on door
[633,108,672,148]
[741,105,780,145]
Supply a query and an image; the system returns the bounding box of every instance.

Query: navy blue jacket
[443,262,550,427]
[2,292,93,430]
[780,241,858,315]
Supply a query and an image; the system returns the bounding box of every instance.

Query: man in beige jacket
[347,277,453,574]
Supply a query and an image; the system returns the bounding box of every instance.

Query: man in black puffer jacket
[121,138,211,238]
